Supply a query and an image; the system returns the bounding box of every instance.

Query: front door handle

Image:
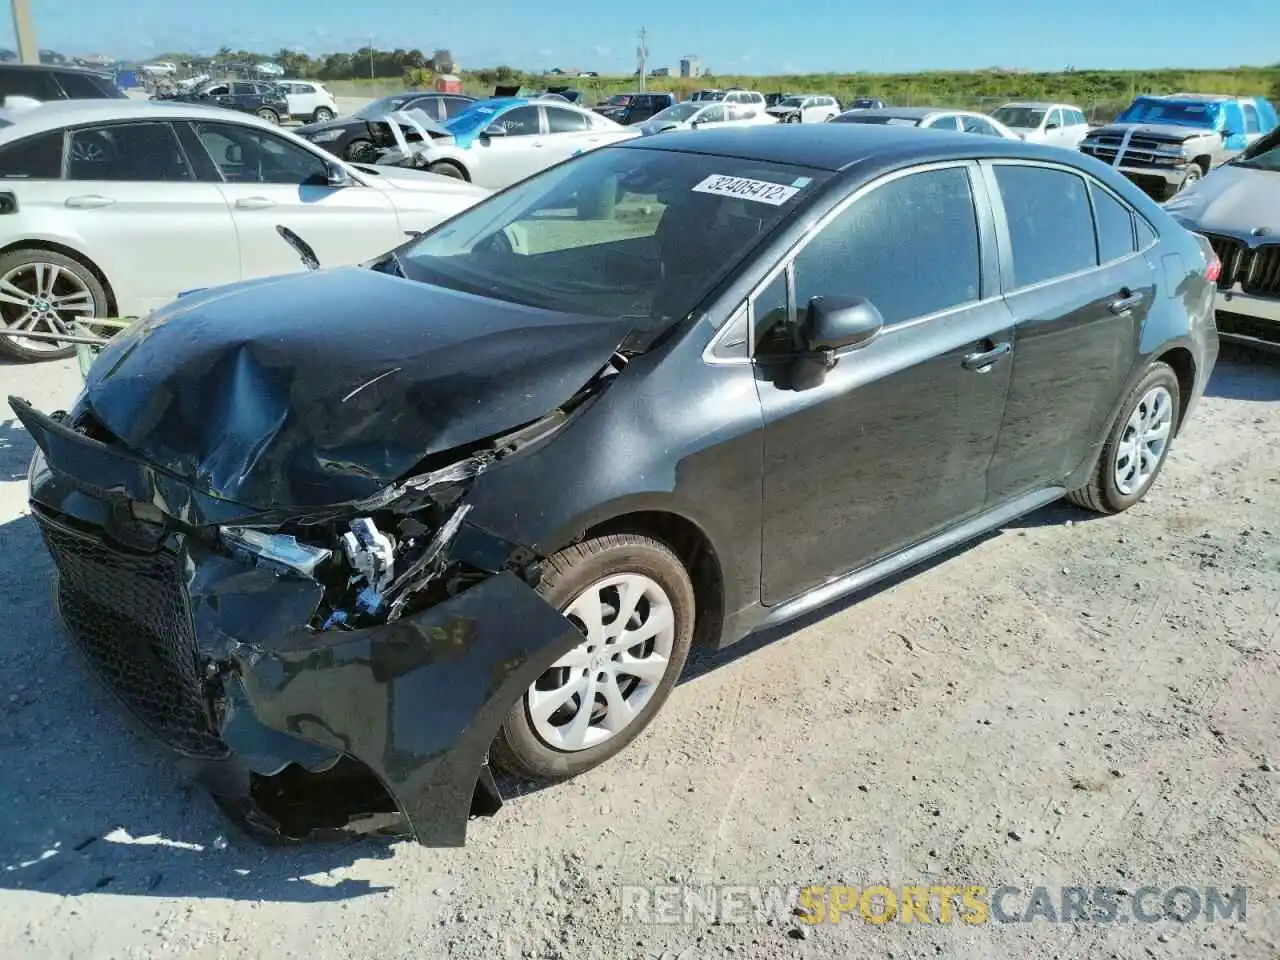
[962,340,1012,371]
[235,196,277,210]
[1110,291,1144,314]
[65,194,115,209]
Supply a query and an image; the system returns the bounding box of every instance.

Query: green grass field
[325,65,1280,123]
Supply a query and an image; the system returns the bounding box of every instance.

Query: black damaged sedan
[11,124,1219,846]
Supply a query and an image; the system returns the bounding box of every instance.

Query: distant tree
[432,48,455,73]
[493,64,518,82]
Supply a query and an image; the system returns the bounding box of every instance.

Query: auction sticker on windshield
[692,174,801,206]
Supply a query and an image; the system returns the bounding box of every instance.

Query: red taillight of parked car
[1190,232,1222,284]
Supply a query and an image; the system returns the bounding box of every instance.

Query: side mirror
[482,124,507,138]
[326,161,352,186]
[1221,129,1237,139]
[799,296,883,361]
[689,119,700,129]
[1044,121,1060,131]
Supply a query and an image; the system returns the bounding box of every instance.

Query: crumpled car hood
[79,267,633,509]
[1162,163,1280,235]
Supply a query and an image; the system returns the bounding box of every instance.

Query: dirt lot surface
[1,347,1278,960]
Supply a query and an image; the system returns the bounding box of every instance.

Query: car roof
[0,62,114,78]
[0,98,288,140]
[841,106,940,119]
[998,101,1070,109]
[617,122,1065,172]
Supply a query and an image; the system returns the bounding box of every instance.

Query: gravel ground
[1,346,1278,960]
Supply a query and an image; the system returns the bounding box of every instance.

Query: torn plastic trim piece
[228,569,585,846]
[385,503,472,622]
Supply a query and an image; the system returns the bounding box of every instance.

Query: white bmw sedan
[0,99,489,360]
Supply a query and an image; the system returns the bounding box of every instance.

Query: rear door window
[68,122,192,182]
[496,105,540,135]
[1242,103,1260,135]
[929,114,961,131]
[0,68,62,101]
[545,106,590,133]
[994,164,1097,288]
[792,165,982,328]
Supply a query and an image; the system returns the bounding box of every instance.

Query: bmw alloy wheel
[1113,385,1174,496]
[526,572,676,752]
[0,262,95,355]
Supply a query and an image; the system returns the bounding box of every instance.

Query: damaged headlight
[220,526,332,578]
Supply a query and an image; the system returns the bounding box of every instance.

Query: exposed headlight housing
[1155,143,1184,155]
[220,526,332,578]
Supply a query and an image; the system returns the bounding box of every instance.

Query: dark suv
[595,92,676,124]
[0,63,126,104]
[166,79,290,124]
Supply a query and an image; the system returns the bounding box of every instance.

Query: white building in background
[680,55,701,78]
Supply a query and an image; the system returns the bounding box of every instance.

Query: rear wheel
[312,107,335,122]
[426,160,467,180]
[491,534,695,780]
[0,248,108,362]
[256,108,279,124]
[1067,362,1181,514]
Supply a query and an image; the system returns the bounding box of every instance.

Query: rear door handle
[65,194,115,209]
[234,197,277,210]
[1110,292,1144,314]
[962,341,1012,371]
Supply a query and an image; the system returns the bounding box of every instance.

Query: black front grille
[1243,245,1280,297]
[1201,234,1280,296]
[36,512,227,759]
[1203,233,1248,289]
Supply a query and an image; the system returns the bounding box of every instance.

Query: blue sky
[6,0,1279,74]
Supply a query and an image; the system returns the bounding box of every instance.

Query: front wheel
[1067,362,1181,514]
[426,160,466,180]
[491,534,695,781]
[345,138,377,163]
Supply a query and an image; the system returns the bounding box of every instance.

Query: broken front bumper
[15,399,581,847]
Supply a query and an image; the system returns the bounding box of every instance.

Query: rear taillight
[1191,232,1221,283]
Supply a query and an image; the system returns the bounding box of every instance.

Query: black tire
[312,107,335,122]
[0,247,109,362]
[491,534,696,781]
[426,160,467,180]
[256,108,279,124]
[1067,361,1182,514]
[344,138,377,163]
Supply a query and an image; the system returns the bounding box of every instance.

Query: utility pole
[11,0,38,65]
[369,35,375,80]
[637,27,648,92]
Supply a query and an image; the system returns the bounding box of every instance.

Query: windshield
[1235,128,1280,170]
[778,97,805,108]
[833,114,921,126]
[991,106,1045,128]
[396,147,829,327]
[605,94,633,106]
[1115,98,1220,129]
[649,103,701,123]
[354,94,417,119]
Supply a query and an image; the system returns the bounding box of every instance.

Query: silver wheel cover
[527,572,676,752]
[1114,385,1174,496]
[0,261,96,354]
